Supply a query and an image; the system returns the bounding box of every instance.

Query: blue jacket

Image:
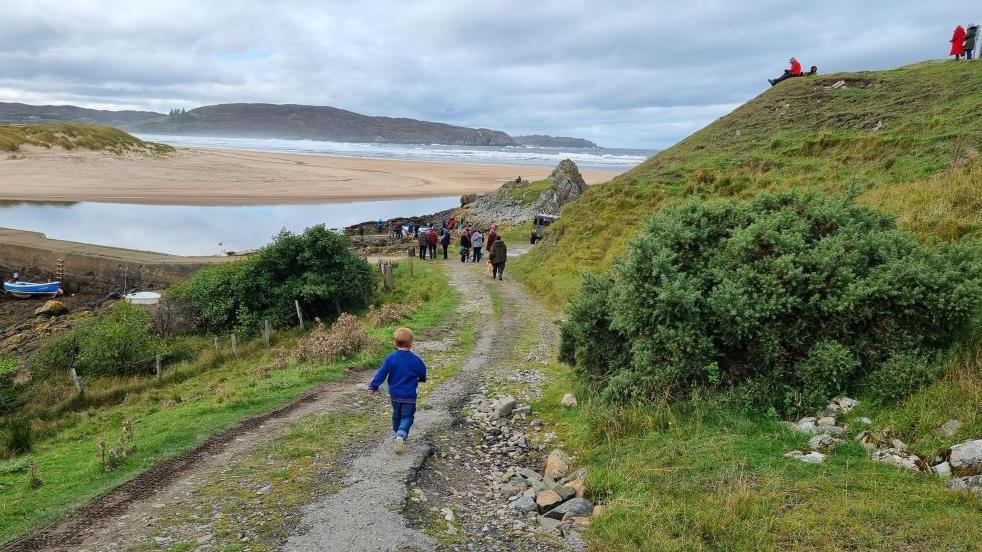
[369,349,427,401]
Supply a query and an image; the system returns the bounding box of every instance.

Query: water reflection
[0,197,458,256]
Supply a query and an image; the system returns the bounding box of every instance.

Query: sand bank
[0,147,618,205]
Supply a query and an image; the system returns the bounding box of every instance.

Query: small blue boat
[3,281,63,298]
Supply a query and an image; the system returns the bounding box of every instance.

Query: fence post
[230,334,238,358]
[295,299,305,329]
[264,319,271,347]
[214,335,221,356]
[155,354,162,379]
[70,368,84,395]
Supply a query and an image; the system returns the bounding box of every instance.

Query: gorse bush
[169,225,376,334]
[560,192,981,415]
[33,302,161,377]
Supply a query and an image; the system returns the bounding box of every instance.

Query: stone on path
[566,478,586,498]
[494,396,517,418]
[560,393,578,408]
[535,489,562,510]
[544,449,572,479]
[508,496,537,513]
[543,497,594,520]
[950,439,982,476]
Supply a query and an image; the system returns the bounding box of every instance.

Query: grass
[0,260,456,544]
[530,337,982,551]
[512,61,982,305]
[499,177,556,206]
[0,123,174,154]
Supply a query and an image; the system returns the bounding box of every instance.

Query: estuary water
[0,197,458,256]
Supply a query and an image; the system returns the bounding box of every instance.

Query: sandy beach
[0,147,618,205]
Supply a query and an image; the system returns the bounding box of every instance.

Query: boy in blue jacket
[368,327,427,454]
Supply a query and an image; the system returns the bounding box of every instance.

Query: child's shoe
[394,436,405,454]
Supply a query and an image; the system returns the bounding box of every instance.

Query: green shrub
[170,225,377,334]
[33,302,160,377]
[862,352,945,402]
[4,417,32,455]
[0,355,19,416]
[561,192,981,415]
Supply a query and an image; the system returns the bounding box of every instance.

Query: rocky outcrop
[458,159,589,226]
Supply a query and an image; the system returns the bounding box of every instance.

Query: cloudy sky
[0,1,970,148]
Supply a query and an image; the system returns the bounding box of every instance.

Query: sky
[0,1,971,148]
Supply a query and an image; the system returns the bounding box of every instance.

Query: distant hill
[129,103,517,146]
[513,61,982,304]
[0,102,162,127]
[0,101,600,149]
[513,135,598,148]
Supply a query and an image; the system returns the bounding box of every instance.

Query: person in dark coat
[417,229,428,260]
[951,25,967,59]
[965,24,979,60]
[489,237,507,280]
[459,228,472,262]
[440,227,451,259]
[426,227,438,260]
[768,57,803,86]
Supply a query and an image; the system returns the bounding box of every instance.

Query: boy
[368,327,427,454]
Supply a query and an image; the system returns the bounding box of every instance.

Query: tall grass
[0,123,174,154]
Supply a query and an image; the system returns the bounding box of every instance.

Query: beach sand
[0,147,618,205]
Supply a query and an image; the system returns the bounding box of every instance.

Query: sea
[133,134,654,172]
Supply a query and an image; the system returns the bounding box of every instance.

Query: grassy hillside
[513,61,982,304]
[0,123,174,155]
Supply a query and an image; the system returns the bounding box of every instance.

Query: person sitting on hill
[768,57,803,86]
[965,24,979,60]
[951,25,967,60]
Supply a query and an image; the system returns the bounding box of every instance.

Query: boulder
[816,416,837,427]
[560,393,578,408]
[567,478,586,498]
[946,475,982,499]
[938,419,963,438]
[932,461,952,478]
[789,417,820,434]
[494,396,517,418]
[537,516,563,531]
[827,396,859,414]
[543,497,594,520]
[809,434,844,451]
[784,450,826,464]
[508,496,537,513]
[950,439,982,476]
[544,449,572,479]
[34,300,68,317]
[556,485,577,501]
[535,489,563,510]
[871,449,922,472]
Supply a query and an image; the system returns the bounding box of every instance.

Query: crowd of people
[405,218,508,280]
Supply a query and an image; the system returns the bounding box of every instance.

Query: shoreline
[0,146,619,206]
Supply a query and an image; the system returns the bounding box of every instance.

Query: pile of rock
[782,399,981,501]
[782,396,860,464]
[463,393,598,540]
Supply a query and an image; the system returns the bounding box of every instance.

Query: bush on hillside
[169,225,376,334]
[292,313,376,363]
[33,302,161,378]
[560,192,981,414]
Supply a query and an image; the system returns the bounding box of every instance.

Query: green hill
[0,123,174,155]
[513,61,982,304]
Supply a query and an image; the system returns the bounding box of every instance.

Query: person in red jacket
[486,224,498,252]
[426,227,438,260]
[950,25,967,59]
[768,57,803,86]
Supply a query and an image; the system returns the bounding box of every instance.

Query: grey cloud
[0,0,970,147]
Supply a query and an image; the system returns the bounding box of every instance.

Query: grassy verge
[0,260,456,544]
[530,337,981,550]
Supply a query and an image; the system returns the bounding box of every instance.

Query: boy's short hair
[394,327,414,347]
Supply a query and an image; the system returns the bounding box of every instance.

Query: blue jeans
[391,400,416,439]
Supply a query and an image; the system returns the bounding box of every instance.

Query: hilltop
[512,61,982,303]
[0,123,174,155]
[513,135,598,148]
[0,102,161,127]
